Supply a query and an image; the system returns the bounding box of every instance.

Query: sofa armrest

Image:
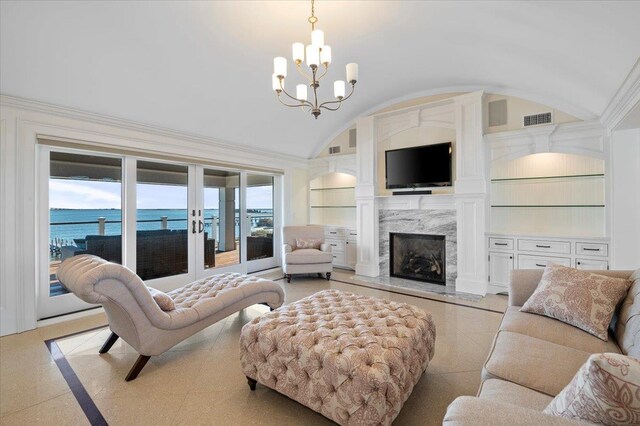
[320,243,332,253]
[443,396,584,426]
[282,243,293,259]
[508,269,544,307]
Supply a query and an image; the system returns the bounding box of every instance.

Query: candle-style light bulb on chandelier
[272,0,358,119]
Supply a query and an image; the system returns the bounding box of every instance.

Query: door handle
[199,220,204,233]
[535,263,546,267]
[192,220,196,234]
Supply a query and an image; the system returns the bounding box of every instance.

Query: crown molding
[600,57,640,132]
[0,94,309,167]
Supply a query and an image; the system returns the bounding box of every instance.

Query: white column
[97,217,106,235]
[454,91,488,295]
[160,216,168,230]
[355,116,380,277]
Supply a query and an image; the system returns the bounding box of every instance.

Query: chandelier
[271,0,358,119]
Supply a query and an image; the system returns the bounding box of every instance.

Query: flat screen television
[385,142,452,189]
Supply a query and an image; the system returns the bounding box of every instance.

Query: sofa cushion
[484,331,593,396]
[501,307,622,354]
[544,353,640,425]
[285,248,332,265]
[615,269,640,358]
[521,264,631,341]
[479,379,553,411]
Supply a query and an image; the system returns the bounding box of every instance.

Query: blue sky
[50,179,273,209]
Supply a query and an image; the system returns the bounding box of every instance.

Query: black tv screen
[385,142,452,189]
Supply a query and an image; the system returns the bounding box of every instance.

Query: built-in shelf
[309,187,355,191]
[310,206,356,208]
[491,205,605,208]
[491,173,604,182]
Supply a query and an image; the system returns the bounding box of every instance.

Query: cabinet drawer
[346,229,358,242]
[576,258,608,270]
[518,239,571,255]
[489,238,514,250]
[332,251,346,265]
[325,227,345,238]
[576,242,608,257]
[325,239,345,253]
[518,254,571,269]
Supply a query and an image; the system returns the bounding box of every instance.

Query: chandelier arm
[318,83,356,109]
[320,103,343,112]
[295,63,314,83]
[279,80,314,108]
[277,94,307,109]
[317,63,329,81]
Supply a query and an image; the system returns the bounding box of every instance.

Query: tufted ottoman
[240,289,436,425]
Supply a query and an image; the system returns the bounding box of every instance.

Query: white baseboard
[455,277,488,295]
[37,307,105,328]
[355,263,379,277]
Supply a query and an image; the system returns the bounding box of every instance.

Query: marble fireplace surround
[379,208,457,286]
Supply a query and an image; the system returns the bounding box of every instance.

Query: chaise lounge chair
[56,254,285,381]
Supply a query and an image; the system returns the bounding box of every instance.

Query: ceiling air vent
[523,112,553,127]
[328,146,341,154]
[349,129,357,148]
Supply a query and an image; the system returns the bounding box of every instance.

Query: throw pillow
[296,238,322,250]
[147,287,176,311]
[544,353,640,425]
[520,263,631,341]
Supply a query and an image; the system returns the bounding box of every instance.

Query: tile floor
[0,273,507,425]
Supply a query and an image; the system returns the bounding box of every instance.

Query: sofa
[443,269,638,425]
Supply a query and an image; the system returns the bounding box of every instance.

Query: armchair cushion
[295,237,322,250]
[284,248,332,265]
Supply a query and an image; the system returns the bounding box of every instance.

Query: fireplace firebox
[389,233,446,285]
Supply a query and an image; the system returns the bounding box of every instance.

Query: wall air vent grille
[328,146,341,154]
[523,112,553,127]
[349,129,357,148]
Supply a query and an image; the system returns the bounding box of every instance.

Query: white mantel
[355,92,488,295]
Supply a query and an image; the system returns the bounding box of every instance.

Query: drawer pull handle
[535,245,551,248]
[535,263,546,267]
[494,242,508,246]
[330,232,337,234]
[331,244,337,247]
[583,248,600,251]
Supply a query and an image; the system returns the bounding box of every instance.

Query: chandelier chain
[308,0,318,30]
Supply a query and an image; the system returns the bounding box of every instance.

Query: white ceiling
[1,1,639,159]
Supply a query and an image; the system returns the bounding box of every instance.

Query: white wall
[611,128,640,269]
[0,96,307,336]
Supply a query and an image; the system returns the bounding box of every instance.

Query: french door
[39,147,279,319]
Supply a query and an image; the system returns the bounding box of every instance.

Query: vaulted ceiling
[1,1,639,159]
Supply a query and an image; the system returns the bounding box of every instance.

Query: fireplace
[390,233,446,285]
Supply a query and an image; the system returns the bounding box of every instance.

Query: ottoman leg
[247,376,257,391]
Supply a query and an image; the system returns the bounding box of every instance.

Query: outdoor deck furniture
[57,254,285,381]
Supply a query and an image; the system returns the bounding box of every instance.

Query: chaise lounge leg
[247,376,257,391]
[125,355,151,381]
[326,272,331,281]
[99,332,119,354]
[286,274,292,283]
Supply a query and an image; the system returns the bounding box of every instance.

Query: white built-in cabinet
[325,226,357,270]
[487,234,610,293]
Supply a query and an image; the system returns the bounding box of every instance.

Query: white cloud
[50,180,121,209]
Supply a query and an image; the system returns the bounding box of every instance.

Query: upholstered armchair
[282,225,333,283]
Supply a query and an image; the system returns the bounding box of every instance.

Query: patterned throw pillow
[147,287,176,311]
[544,353,640,425]
[520,264,631,340]
[295,238,322,250]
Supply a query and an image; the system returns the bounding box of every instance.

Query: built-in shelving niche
[309,173,357,227]
[490,152,605,237]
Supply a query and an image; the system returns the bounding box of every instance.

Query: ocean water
[49,208,272,245]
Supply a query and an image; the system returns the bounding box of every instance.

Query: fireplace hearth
[390,233,446,285]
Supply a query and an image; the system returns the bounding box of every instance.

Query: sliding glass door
[39,147,280,318]
[39,148,124,318]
